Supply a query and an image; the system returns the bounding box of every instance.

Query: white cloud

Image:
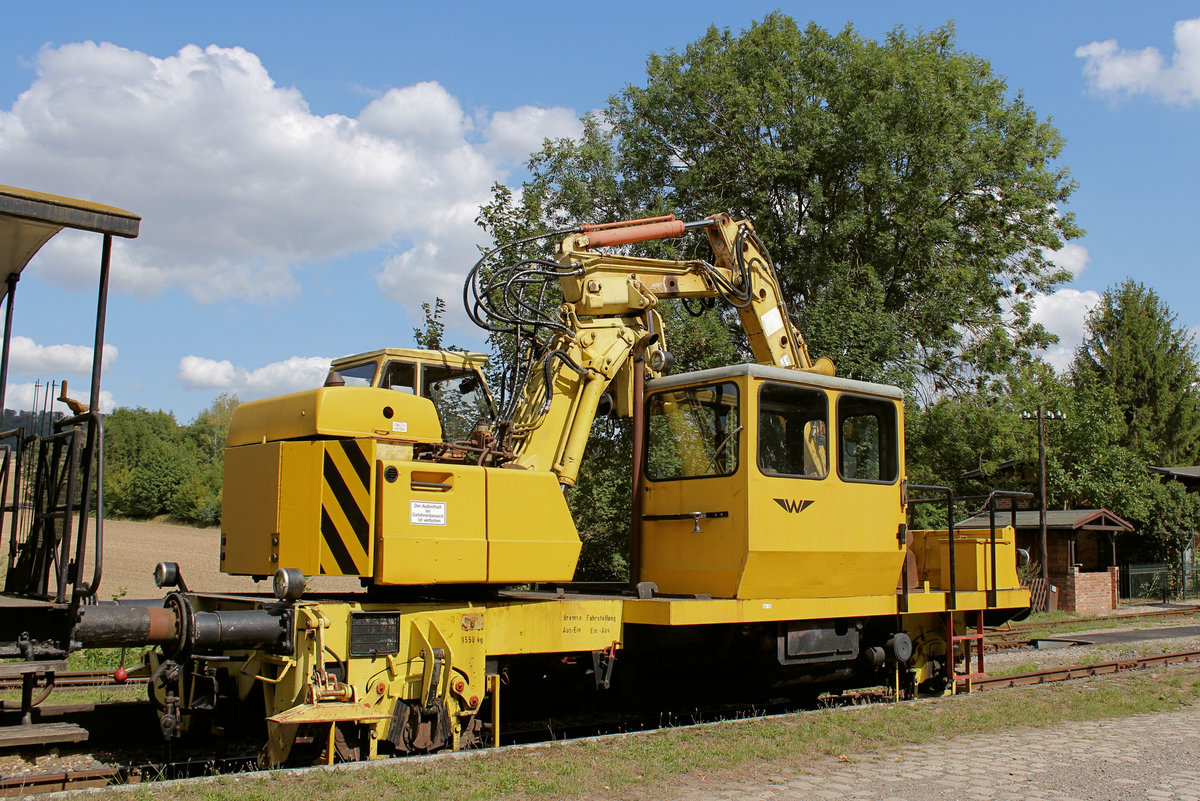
[176,355,238,389]
[359,82,472,143]
[0,42,582,318]
[1044,242,1090,278]
[483,105,583,163]
[1031,288,1103,371]
[178,354,331,399]
[4,381,115,413]
[7,336,117,376]
[1077,18,1200,105]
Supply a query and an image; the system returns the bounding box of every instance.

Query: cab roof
[331,348,488,369]
[0,184,141,301]
[645,362,904,400]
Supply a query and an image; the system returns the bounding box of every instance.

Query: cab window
[758,383,828,478]
[646,382,740,480]
[422,365,492,442]
[836,395,898,483]
[336,362,377,387]
[380,361,416,393]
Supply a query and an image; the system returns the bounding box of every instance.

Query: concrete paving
[1044,624,1200,646]
[673,705,1200,800]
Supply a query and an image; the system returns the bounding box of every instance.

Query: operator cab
[328,348,495,442]
[638,363,906,600]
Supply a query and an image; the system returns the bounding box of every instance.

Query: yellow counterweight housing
[638,363,909,600]
[221,386,581,584]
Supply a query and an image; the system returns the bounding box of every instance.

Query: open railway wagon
[3,207,1030,766]
[0,184,140,747]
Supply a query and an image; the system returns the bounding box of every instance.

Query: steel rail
[973,649,1200,691]
[0,669,148,692]
[0,756,256,796]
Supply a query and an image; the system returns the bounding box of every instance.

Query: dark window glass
[336,362,377,387]
[837,395,898,483]
[757,383,828,478]
[381,361,416,393]
[422,366,491,442]
[646,382,741,480]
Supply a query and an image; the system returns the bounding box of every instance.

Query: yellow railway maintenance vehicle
[60,213,1027,766]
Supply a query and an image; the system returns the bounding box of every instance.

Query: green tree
[413,298,448,350]
[102,407,195,519]
[908,358,1198,580]
[508,14,1079,391]
[569,425,633,581]
[171,394,240,525]
[1071,279,1200,465]
[477,15,1083,578]
[186,393,239,463]
[103,398,236,525]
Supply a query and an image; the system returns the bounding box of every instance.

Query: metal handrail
[906,485,1032,610]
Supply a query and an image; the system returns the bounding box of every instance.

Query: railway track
[974,649,1200,690]
[2,646,1197,796]
[985,606,1200,651]
[0,669,148,692]
[0,756,257,797]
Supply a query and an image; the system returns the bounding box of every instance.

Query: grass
[990,661,1039,676]
[0,647,149,705]
[0,683,145,706]
[95,666,1200,801]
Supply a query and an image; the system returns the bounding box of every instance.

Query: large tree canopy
[1072,279,1200,465]
[502,14,1080,391]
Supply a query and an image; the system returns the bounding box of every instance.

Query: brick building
[957,508,1133,614]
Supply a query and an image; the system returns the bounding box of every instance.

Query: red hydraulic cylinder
[580,218,687,249]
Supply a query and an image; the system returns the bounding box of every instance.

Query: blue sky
[1,2,1197,421]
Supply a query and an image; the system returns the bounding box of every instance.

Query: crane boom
[485,212,833,486]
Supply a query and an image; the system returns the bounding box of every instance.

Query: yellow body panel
[227,387,443,448]
[485,469,581,583]
[483,598,622,654]
[225,440,583,584]
[639,470,747,598]
[740,472,904,598]
[375,462,488,583]
[221,442,286,574]
[223,439,376,577]
[639,369,908,599]
[618,589,1030,626]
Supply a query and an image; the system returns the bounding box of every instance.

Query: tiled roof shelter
[957,508,1133,613]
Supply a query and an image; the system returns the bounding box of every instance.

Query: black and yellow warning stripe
[319,440,372,575]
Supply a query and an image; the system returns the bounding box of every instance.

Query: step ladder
[0,660,88,747]
[947,610,986,693]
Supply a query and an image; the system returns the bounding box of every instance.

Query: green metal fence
[1126,562,1200,601]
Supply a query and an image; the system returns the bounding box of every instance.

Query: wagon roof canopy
[0,184,141,300]
[958,508,1134,532]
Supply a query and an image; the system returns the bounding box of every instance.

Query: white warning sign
[410,500,447,526]
[760,307,784,337]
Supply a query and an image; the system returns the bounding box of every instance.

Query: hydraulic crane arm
[467,212,833,487]
[558,213,819,371]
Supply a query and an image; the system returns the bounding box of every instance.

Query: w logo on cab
[773,498,813,514]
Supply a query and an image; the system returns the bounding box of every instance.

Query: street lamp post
[1020,405,1066,589]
